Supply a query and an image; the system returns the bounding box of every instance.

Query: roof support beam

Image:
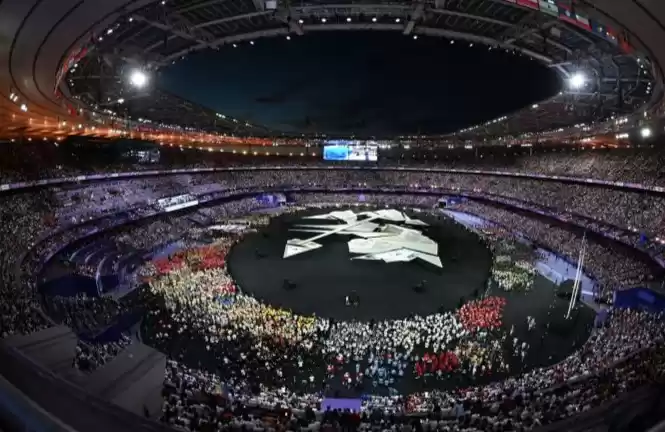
[275,8,304,35]
[504,21,573,55]
[429,9,515,28]
[176,0,230,14]
[504,20,558,44]
[134,16,202,43]
[156,23,554,66]
[252,0,265,12]
[403,3,424,36]
[135,14,216,53]
[195,11,272,29]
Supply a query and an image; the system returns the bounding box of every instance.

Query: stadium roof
[1,0,664,145]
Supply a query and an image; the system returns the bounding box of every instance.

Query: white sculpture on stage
[283,209,442,268]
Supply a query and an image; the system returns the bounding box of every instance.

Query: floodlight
[569,72,586,89]
[129,70,148,88]
[640,127,652,138]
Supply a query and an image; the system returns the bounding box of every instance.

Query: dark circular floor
[227,207,492,321]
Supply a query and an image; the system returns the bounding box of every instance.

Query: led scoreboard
[323,140,378,162]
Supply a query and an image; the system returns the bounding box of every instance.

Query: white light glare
[640,127,652,138]
[117,98,125,104]
[569,72,586,89]
[129,70,148,88]
[19,103,28,112]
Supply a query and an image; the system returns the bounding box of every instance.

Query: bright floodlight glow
[569,72,586,89]
[641,127,652,138]
[129,70,148,88]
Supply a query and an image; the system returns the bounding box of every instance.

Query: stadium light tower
[568,72,586,90]
[129,69,149,88]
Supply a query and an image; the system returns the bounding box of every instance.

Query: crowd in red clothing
[153,255,186,275]
[457,296,507,331]
[152,244,232,276]
[414,351,460,376]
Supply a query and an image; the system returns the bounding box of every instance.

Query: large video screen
[323,141,377,162]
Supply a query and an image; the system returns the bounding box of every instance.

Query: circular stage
[228,207,492,321]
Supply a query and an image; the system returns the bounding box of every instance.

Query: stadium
[2,0,665,431]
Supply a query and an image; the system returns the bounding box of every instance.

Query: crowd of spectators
[45,293,130,333]
[127,203,663,432]
[73,335,133,372]
[445,201,654,297]
[1,146,665,431]
[4,140,665,186]
[18,166,665,257]
[146,223,665,431]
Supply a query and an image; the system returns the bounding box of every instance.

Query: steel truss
[64,0,654,139]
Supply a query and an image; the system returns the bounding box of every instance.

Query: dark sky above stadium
[161,32,560,137]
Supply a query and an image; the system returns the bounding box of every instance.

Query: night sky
[161,32,560,136]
